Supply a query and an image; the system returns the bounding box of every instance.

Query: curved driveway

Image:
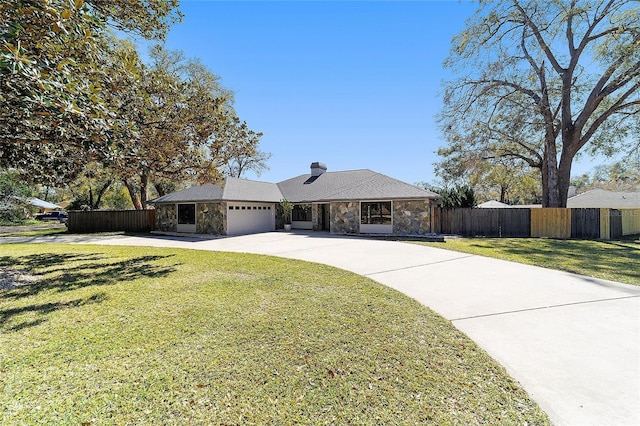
[4,231,639,426]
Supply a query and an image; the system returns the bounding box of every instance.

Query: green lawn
[0,244,549,425]
[412,237,640,286]
[0,225,67,237]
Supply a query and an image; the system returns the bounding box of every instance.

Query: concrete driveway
[4,231,639,425]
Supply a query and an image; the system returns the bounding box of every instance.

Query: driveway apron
[4,231,639,426]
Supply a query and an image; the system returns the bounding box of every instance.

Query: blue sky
[132,0,600,185]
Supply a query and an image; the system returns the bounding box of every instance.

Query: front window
[177,203,196,225]
[292,204,312,221]
[361,202,391,225]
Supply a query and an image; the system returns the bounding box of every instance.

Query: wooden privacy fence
[438,208,530,237]
[68,210,156,233]
[531,208,572,238]
[619,208,640,238]
[66,207,639,239]
[438,207,640,239]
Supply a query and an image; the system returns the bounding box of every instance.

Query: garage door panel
[227,203,275,235]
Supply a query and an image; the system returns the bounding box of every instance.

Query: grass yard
[412,237,640,286]
[0,244,549,425]
[0,225,67,238]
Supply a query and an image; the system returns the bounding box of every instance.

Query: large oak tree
[113,45,268,209]
[438,0,640,207]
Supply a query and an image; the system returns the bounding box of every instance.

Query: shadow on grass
[0,252,179,331]
[1,293,107,332]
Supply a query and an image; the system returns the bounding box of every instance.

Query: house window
[292,204,312,221]
[361,202,391,225]
[177,203,196,225]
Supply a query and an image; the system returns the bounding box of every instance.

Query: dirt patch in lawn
[0,266,40,290]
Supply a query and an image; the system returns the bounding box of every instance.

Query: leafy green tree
[227,149,271,178]
[0,168,34,223]
[570,173,593,193]
[101,183,134,210]
[66,162,115,210]
[219,115,270,178]
[440,185,477,208]
[435,157,542,205]
[571,155,640,192]
[439,0,640,207]
[111,45,267,208]
[418,182,477,208]
[0,0,181,182]
[111,45,233,208]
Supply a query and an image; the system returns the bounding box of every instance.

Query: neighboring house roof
[567,189,640,208]
[477,200,511,208]
[148,166,440,205]
[13,196,62,209]
[516,204,543,208]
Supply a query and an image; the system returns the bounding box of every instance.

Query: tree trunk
[540,147,549,206]
[543,150,575,208]
[154,182,166,197]
[92,180,113,210]
[557,160,572,208]
[545,166,560,207]
[89,187,94,210]
[500,185,507,203]
[556,142,577,208]
[124,179,142,210]
[543,133,561,207]
[140,173,149,209]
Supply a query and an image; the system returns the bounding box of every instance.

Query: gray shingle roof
[277,169,440,202]
[149,179,282,204]
[222,177,282,202]
[148,183,224,203]
[149,169,440,205]
[567,188,640,208]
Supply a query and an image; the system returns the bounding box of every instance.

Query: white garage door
[227,203,275,235]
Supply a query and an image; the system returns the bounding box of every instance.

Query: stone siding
[155,204,177,232]
[393,200,434,235]
[330,201,360,234]
[196,202,226,235]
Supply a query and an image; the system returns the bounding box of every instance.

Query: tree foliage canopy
[417,182,477,208]
[2,2,270,210]
[571,155,640,192]
[0,0,181,181]
[106,44,268,209]
[0,168,34,223]
[439,0,640,207]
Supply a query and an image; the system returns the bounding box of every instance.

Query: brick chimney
[310,162,327,177]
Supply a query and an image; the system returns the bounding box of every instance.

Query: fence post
[432,206,441,234]
[599,208,610,240]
